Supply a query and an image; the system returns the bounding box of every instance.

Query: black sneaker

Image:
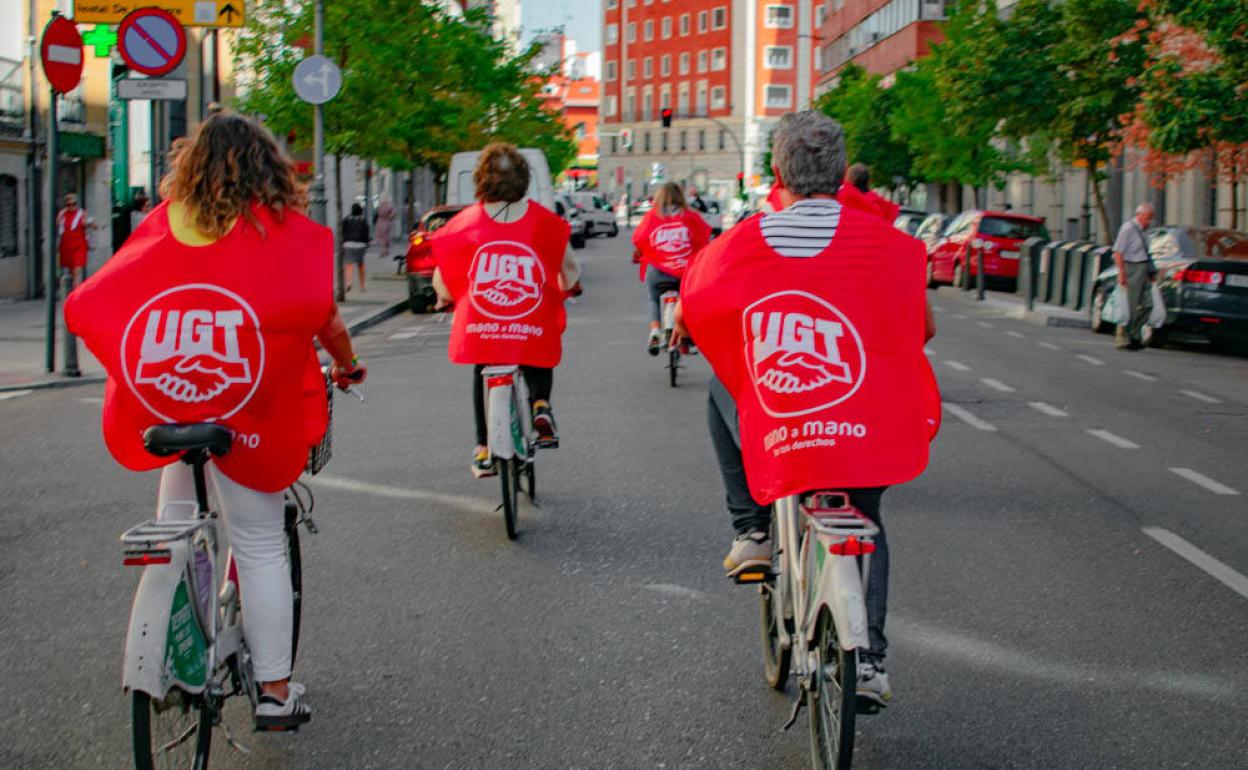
[532,401,559,448]
[254,682,311,731]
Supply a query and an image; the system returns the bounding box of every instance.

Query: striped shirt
[759,198,842,258]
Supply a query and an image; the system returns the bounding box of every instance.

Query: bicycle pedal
[535,437,559,449]
[731,568,770,585]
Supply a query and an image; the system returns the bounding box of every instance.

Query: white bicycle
[482,365,541,540]
[736,491,880,770]
[659,289,683,387]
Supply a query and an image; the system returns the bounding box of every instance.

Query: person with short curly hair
[432,143,580,477]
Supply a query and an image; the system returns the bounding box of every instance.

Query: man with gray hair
[678,110,939,710]
[1112,203,1156,350]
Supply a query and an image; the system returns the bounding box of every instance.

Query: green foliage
[814,64,915,191]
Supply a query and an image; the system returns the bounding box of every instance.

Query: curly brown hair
[473,143,530,204]
[160,111,307,238]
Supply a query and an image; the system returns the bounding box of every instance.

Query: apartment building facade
[598,0,821,204]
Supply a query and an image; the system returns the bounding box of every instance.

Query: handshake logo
[650,223,692,270]
[743,291,866,417]
[469,241,546,320]
[122,285,265,421]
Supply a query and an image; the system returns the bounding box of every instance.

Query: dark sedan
[1089,226,1248,349]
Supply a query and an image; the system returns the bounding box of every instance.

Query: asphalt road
[2,230,1246,769]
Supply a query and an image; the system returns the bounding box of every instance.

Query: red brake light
[829,536,876,556]
[486,375,514,389]
[1175,269,1223,286]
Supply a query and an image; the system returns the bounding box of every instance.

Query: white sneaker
[723,531,771,577]
[856,660,892,710]
[255,681,312,730]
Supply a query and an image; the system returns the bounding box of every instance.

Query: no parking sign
[118,7,187,77]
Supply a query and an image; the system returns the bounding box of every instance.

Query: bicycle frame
[482,365,533,461]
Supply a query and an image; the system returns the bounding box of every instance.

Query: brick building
[814,0,947,93]
[535,36,603,174]
[598,0,821,205]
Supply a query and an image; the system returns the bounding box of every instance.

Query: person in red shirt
[837,163,900,223]
[56,193,94,286]
[631,182,712,354]
[432,143,580,477]
[65,112,366,729]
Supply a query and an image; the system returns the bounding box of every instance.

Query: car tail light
[1175,269,1223,286]
[409,234,425,248]
[829,536,875,556]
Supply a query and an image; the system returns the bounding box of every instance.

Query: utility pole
[310,0,327,228]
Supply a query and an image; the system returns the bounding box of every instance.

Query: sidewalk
[0,241,410,393]
[933,286,1091,329]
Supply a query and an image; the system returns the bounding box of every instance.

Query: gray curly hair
[771,111,847,197]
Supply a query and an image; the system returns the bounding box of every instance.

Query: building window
[697,51,708,73]
[607,0,618,8]
[0,175,17,258]
[719,129,726,150]
[643,89,653,121]
[764,46,792,69]
[765,85,793,109]
[661,55,671,76]
[605,61,618,81]
[626,60,636,80]
[698,130,706,150]
[677,84,690,114]
[711,86,727,109]
[814,45,822,71]
[660,85,672,113]
[680,130,687,151]
[644,132,651,152]
[679,52,691,75]
[625,90,636,121]
[661,17,672,39]
[711,47,727,71]
[698,11,708,33]
[627,22,636,43]
[696,81,709,114]
[644,20,654,41]
[604,95,618,116]
[712,6,728,30]
[609,136,617,154]
[643,57,654,79]
[764,4,794,29]
[680,13,690,35]
[815,5,827,27]
[606,24,619,45]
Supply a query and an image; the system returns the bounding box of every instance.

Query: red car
[927,210,1050,290]
[405,205,466,312]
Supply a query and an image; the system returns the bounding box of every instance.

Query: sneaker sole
[471,465,498,479]
[254,712,311,731]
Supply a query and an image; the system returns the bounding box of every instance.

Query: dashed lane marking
[924,346,936,356]
[1039,342,1062,351]
[306,476,498,515]
[1005,331,1026,339]
[942,403,997,432]
[388,331,421,340]
[1143,528,1248,600]
[1076,354,1106,366]
[977,321,996,329]
[1086,429,1140,450]
[1029,402,1069,418]
[0,389,34,401]
[942,360,971,372]
[1181,390,1222,404]
[1168,468,1240,496]
[78,396,104,406]
[953,313,969,320]
[980,378,1015,393]
[1124,370,1158,382]
[932,305,946,313]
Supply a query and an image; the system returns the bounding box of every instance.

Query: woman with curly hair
[66,111,366,729]
[431,143,580,477]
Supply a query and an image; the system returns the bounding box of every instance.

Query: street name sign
[118,8,187,77]
[73,1,245,28]
[117,77,188,101]
[293,56,342,105]
[40,15,84,94]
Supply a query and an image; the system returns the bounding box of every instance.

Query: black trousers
[472,365,553,446]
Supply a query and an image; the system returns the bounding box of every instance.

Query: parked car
[570,191,620,238]
[893,208,928,237]
[914,212,952,257]
[554,193,588,249]
[405,204,467,313]
[1089,226,1248,348]
[928,210,1050,290]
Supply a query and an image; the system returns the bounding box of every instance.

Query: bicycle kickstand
[781,691,805,732]
[221,720,253,755]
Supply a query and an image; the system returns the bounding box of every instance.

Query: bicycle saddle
[143,423,233,458]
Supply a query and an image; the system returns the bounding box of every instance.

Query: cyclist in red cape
[678,110,939,709]
[837,162,901,223]
[65,112,366,729]
[431,143,579,477]
[631,182,712,355]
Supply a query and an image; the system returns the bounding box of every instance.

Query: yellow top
[168,201,236,247]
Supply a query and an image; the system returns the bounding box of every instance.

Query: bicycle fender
[122,543,207,698]
[805,555,870,652]
[487,380,515,460]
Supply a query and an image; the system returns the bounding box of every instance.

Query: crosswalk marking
[980,378,1015,393]
[1005,331,1026,339]
[1086,429,1139,449]
[977,321,996,329]
[942,403,997,432]
[1123,370,1158,382]
[1168,468,1239,496]
[1143,528,1248,600]
[1039,342,1061,351]
[1028,402,1069,418]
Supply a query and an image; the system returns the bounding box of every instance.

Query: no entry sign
[118,7,187,77]
[40,15,84,94]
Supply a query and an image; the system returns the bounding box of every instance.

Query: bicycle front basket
[305,372,334,475]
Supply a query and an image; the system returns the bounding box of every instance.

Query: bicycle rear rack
[800,492,880,539]
[121,518,211,565]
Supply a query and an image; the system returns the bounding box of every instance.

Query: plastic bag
[1101,285,1130,326]
[1147,285,1167,328]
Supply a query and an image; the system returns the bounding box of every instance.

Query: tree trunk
[334,153,345,302]
[1232,156,1240,230]
[1089,159,1112,244]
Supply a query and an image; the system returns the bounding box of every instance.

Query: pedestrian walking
[341,202,370,292]
[56,193,95,287]
[374,197,396,260]
[1112,203,1156,350]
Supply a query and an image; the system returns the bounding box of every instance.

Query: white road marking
[1181,389,1222,404]
[932,305,947,313]
[78,396,104,406]
[640,583,707,600]
[1123,370,1158,382]
[977,321,996,329]
[1076,354,1106,366]
[1039,342,1062,351]
[924,346,936,356]
[1143,528,1248,600]
[942,360,971,372]
[953,313,969,320]
[942,403,997,432]
[306,476,498,515]
[1168,468,1240,496]
[1005,331,1026,339]
[0,389,34,401]
[388,331,420,340]
[980,378,1015,393]
[1029,402,1069,418]
[1086,429,1139,450]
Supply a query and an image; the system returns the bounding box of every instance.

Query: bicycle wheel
[284,502,303,668]
[499,457,519,540]
[808,611,857,770]
[668,349,679,387]
[132,688,212,770]
[759,517,791,689]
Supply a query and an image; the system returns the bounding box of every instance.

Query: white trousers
[158,463,293,682]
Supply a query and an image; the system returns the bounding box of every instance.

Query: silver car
[570,191,620,238]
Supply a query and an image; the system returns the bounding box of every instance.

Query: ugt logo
[743,290,866,417]
[650,223,692,271]
[469,240,546,320]
[120,284,265,422]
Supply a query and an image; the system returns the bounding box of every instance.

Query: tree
[814,64,915,193]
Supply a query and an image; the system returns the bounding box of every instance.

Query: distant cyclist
[631,182,711,355]
[431,143,580,477]
[837,162,900,223]
[678,110,939,709]
[66,111,366,728]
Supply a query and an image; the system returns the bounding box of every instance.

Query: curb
[0,374,106,394]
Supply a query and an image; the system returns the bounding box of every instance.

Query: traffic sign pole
[308,0,338,300]
[45,87,58,373]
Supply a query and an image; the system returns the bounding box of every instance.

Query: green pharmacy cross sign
[82,25,117,58]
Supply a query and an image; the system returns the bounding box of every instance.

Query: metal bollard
[975,248,986,301]
[60,270,81,377]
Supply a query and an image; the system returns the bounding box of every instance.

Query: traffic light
[736,171,745,195]
[661,107,673,128]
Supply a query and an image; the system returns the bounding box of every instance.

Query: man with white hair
[1112,203,1157,350]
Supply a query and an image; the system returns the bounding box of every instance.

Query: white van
[447,148,555,210]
